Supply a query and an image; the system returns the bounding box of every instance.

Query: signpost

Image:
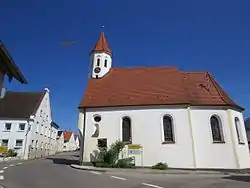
[127,144,143,166]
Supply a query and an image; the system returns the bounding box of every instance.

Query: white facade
[0,88,58,159]
[75,135,80,150]
[63,132,77,151]
[78,106,250,169]
[90,52,112,79]
[56,132,64,153]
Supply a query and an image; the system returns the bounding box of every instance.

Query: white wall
[79,106,195,168]
[0,119,29,158]
[63,133,77,151]
[78,106,250,169]
[56,134,64,152]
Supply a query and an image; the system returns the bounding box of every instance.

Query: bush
[7,149,17,157]
[92,140,126,168]
[115,157,135,168]
[152,162,168,170]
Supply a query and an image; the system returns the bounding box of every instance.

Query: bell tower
[89,32,112,79]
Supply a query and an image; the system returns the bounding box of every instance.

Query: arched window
[104,59,107,67]
[235,117,244,144]
[97,58,100,66]
[122,117,132,143]
[162,115,175,143]
[210,115,224,142]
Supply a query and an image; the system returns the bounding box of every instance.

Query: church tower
[89,32,112,79]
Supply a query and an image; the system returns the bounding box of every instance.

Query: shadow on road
[46,157,79,165]
[223,175,250,182]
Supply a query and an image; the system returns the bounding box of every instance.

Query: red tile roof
[79,67,243,110]
[91,32,112,56]
[64,132,73,142]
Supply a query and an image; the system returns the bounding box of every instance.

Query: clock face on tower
[94,67,101,73]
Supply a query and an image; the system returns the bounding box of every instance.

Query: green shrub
[152,162,168,170]
[115,157,135,168]
[92,140,126,168]
[7,149,17,157]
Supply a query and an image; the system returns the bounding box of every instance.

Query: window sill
[2,130,11,132]
[162,141,175,144]
[213,141,225,144]
[238,142,245,145]
[17,130,25,132]
[14,146,22,149]
[123,141,132,145]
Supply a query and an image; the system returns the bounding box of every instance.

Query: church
[78,32,250,169]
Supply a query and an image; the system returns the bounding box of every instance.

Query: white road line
[90,171,101,175]
[142,183,164,188]
[111,176,126,180]
[2,167,8,169]
[9,164,14,167]
[0,170,3,174]
[17,162,23,165]
[0,175,4,180]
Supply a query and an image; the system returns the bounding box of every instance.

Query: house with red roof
[63,131,77,151]
[78,32,250,169]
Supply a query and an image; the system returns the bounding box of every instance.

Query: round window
[93,115,101,122]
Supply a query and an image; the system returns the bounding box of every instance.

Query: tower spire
[91,32,112,56]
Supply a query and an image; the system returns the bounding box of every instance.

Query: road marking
[9,164,14,167]
[0,175,4,180]
[142,183,164,188]
[111,176,126,180]
[90,171,101,175]
[2,167,8,169]
[0,171,3,174]
[17,162,23,165]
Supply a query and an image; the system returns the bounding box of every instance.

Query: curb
[70,164,108,172]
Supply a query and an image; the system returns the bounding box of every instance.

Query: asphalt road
[0,152,250,188]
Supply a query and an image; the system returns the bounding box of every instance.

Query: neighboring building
[49,122,59,155]
[56,131,64,152]
[63,132,77,151]
[0,88,58,159]
[78,32,250,169]
[74,134,80,150]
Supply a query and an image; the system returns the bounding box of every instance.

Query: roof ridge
[111,66,178,70]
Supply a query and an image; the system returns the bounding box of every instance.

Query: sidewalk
[71,164,250,175]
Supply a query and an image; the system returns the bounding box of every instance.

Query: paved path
[0,152,250,188]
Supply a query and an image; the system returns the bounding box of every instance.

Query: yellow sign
[128,144,142,150]
[0,146,8,153]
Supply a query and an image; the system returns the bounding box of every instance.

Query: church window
[104,59,107,67]
[97,58,100,66]
[234,117,244,144]
[93,115,102,123]
[122,117,132,143]
[162,115,175,143]
[210,115,224,142]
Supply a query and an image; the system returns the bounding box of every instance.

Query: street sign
[128,144,142,155]
[0,146,8,153]
[128,144,142,150]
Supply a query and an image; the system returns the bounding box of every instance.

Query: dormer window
[97,58,100,66]
[104,59,107,67]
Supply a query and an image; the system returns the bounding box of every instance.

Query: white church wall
[191,108,237,169]
[80,106,195,168]
[230,109,250,168]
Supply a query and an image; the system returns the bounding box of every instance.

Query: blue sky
[1,0,250,131]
